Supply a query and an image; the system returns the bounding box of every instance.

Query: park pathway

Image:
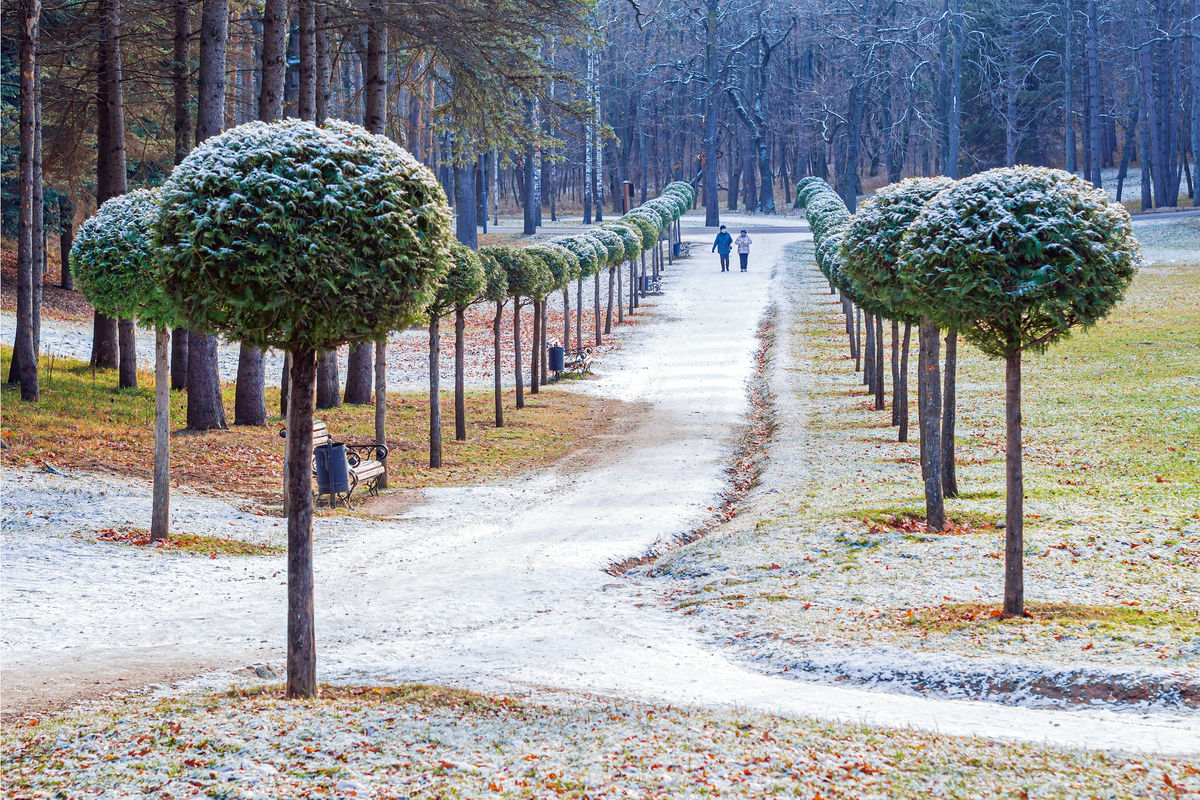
[3,215,1197,753]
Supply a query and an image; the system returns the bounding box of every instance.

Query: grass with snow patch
[3,684,1197,798]
[649,219,1200,676]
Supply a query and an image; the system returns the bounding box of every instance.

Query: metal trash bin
[672,241,681,257]
[548,345,565,372]
[314,442,349,500]
[642,275,653,294]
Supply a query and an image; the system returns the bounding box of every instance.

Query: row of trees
[58,116,695,698]
[799,168,1140,616]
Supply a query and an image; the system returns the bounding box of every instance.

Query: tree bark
[493,302,504,427]
[918,321,944,531]
[316,351,340,409]
[118,319,137,389]
[344,344,373,404]
[374,338,386,486]
[429,315,442,467]
[529,299,540,394]
[702,0,720,227]
[285,347,317,698]
[455,307,467,441]
[1003,349,1024,616]
[514,301,524,409]
[890,319,900,426]
[11,0,40,401]
[594,271,602,346]
[456,165,478,248]
[576,276,583,354]
[605,266,615,333]
[1193,0,1200,206]
[942,328,959,498]
[187,0,228,431]
[563,287,572,353]
[898,321,911,442]
[297,0,315,120]
[234,344,266,425]
[259,0,286,121]
[151,327,171,541]
[171,328,188,389]
[874,314,885,410]
[59,196,74,290]
[172,0,190,165]
[1085,0,1102,187]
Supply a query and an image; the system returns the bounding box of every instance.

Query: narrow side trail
[3,219,1196,754]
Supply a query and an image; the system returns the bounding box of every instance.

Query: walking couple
[712,225,752,272]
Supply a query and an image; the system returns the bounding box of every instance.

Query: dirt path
[3,222,1198,754]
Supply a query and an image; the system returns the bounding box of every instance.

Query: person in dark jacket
[712,225,733,271]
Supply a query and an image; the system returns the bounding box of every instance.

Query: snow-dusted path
[4,220,1197,754]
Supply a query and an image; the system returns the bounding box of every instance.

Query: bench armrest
[345,442,389,466]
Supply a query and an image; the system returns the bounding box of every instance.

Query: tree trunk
[11,0,39,400]
[576,277,583,354]
[118,319,137,389]
[343,344,373,404]
[59,196,74,290]
[374,338,386,486]
[1003,349,1024,616]
[594,271,602,346]
[898,321,911,442]
[702,0,720,226]
[890,319,900,426]
[874,314,885,410]
[562,288,571,353]
[947,0,962,178]
[429,315,442,467]
[171,328,188,389]
[1085,0,1102,187]
[1193,0,1200,206]
[494,302,504,427]
[259,0,286,120]
[315,351,340,409]
[918,321,944,531]
[523,99,538,235]
[172,0,190,165]
[455,307,467,441]
[942,329,959,498]
[514,301,524,409]
[617,260,625,324]
[539,301,548,385]
[151,327,171,541]
[1062,0,1076,174]
[187,0,228,431]
[456,165,478,248]
[605,266,615,333]
[530,299,540,394]
[234,344,266,425]
[186,333,226,430]
[863,311,875,389]
[285,347,317,698]
[297,0,315,119]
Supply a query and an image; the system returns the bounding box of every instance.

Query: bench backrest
[313,421,331,449]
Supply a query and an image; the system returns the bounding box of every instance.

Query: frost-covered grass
[4,683,1197,799]
[648,220,1200,683]
[0,347,618,508]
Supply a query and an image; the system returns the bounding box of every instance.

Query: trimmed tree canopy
[601,221,641,261]
[481,244,549,301]
[899,166,1141,357]
[663,180,696,206]
[156,118,452,351]
[479,248,510,304]
[430,240,487,315]
[70,188,178,329]
[587,228,626,264]
[621,212,660,248]
[839,177,953,323]
[528,244,574,294]
[560,236,603,277]
[545,241,581,286]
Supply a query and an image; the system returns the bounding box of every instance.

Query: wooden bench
[282,421,389,508]
[563,348,594,376]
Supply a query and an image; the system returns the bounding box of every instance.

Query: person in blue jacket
[712,225,733,271]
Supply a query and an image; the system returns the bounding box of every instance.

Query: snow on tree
[899,165,1142,617]
[71,187,181,543]
[155,118,452,698]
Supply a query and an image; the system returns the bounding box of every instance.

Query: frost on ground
[644,220,1200,709]
[4,684,1198,800]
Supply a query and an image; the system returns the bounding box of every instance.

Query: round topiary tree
[477,248,509,427]
[586,229,625,346]
[601,221,641,331]
[71,188,180,543]
[155,118,452,698]
[527,244,573,392]
[899,166,1141,617]
[481,245,548,410]
[545,240,581,357]
[840,176,953,478]
[427,241,486,465]
[560,236,603,354]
